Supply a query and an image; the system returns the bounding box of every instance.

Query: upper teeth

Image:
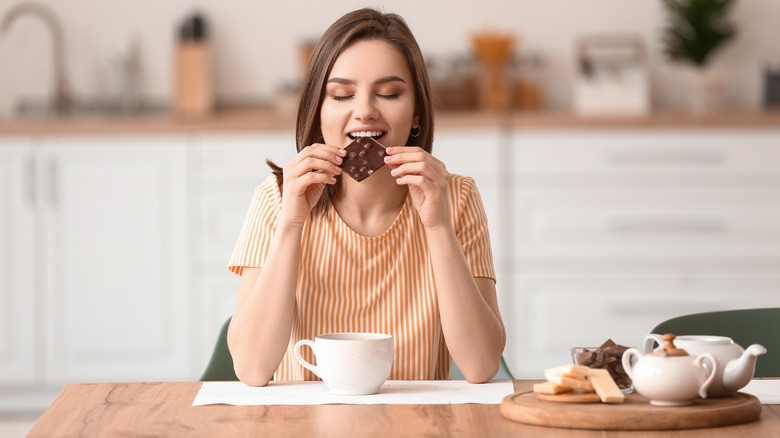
[351,131,383,138]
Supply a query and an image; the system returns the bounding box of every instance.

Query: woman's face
[320,39,418,149]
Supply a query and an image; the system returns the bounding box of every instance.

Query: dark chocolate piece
[572,339,632,389]
[341,137,387,182]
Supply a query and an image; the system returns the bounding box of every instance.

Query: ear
[413,114,420,129]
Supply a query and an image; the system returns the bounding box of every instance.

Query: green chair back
[201,318,238,381]
[650,308,780,377]
[201,317,515,381]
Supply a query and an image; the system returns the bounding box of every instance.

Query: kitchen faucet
[2,1,72,114]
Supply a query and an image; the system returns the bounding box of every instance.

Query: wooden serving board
[536,391,601,403]
[500,391,762,431]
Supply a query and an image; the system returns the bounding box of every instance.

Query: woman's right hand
[279,143,345,225]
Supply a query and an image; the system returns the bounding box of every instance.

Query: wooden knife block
[173,42,213,118]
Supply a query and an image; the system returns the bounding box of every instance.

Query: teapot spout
[723,344,767,392]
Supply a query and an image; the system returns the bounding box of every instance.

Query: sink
[3,3,153,120]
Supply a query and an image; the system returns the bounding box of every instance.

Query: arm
[227,221,303,386]
[227,144,345,386]
[425,225,505,383]
[385,147,506,383]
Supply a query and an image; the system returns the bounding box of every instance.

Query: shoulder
[244,174,282,219]
[446,173,485,225]
[447,173,478,202]
[255,174,282,204]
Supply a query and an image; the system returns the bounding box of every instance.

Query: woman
[227,8,505,386]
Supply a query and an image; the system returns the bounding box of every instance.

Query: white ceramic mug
[293,332,394,395]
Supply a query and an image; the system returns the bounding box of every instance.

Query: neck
[332,167,407,235]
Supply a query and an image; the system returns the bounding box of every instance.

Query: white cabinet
[190,133,294,368]
[433,129,507,290]
[504,129,780,377]
[0,139,36,386]
[38,137,190,383]
[0,136,190,410]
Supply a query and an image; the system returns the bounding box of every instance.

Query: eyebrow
[326,75,407,86]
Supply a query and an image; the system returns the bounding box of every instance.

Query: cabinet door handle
[607,149,724,166]
[26,154,36,205]
[606,217,726,234]
[48,160,58,207]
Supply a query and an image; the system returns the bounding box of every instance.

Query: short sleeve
[450,175,496,281]
[228,175,282,276]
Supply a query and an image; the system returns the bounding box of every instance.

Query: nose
[352,94,378,121]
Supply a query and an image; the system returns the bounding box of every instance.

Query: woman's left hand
[384,146,451,229]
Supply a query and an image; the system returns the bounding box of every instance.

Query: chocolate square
[341,137,387,182]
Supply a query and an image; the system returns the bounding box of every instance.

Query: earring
[410,126,421,138]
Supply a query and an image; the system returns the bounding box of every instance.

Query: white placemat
[741,379,780,404]
[193,380,515,406]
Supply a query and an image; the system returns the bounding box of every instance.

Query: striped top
[229,173,495,381]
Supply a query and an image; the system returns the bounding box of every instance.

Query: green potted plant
[661,0,736,113]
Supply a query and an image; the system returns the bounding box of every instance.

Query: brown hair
[267,8,435,213]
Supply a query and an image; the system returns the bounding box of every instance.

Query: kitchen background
[1,0,780,114]
[1,0,780,432]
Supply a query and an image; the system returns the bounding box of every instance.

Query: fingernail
[336,156,343,164]
[385,147,394,153]
[384,156,391,162]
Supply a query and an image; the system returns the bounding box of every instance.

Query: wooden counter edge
[2,108,779,136]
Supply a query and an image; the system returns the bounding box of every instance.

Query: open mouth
[348,131,386,141]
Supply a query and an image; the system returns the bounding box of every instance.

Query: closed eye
[331,95,353,101]
[379,94,400,100]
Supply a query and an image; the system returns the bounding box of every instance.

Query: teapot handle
[622,347,642,380]
[695,352,720,399]
[642,334,664,354]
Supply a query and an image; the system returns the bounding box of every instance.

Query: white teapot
[623,333,719,406]
[643,334,766,397]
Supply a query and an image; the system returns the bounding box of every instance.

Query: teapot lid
[653,333,689,357]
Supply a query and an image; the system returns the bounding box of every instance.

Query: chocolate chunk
[341,137,386,182]
[572,339,632,390]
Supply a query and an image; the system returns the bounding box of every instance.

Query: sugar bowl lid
[652,333,689,357]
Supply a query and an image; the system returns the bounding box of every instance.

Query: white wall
[1,0,778,116]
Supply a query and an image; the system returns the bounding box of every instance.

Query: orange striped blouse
[229,173,495,381]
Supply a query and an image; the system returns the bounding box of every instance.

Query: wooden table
[29,381,780,437]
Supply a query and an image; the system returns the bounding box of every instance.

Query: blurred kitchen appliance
[298,39,316,83]
[272,39,315,116]
[471,31,516,111]
[573,34,650,117]
[510,53,544,111]
[95,39,142,113]
[173,12,212,118]
[427,54,478,111]
[764,66,780,109]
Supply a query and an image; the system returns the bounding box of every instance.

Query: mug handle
[622,347,641,380]
[294,339,320,378]
[642,334,664,354]
[695,352,720,399]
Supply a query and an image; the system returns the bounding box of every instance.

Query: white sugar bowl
[623,333,719,406]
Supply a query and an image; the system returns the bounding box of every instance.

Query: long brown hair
[268,8,435,213]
